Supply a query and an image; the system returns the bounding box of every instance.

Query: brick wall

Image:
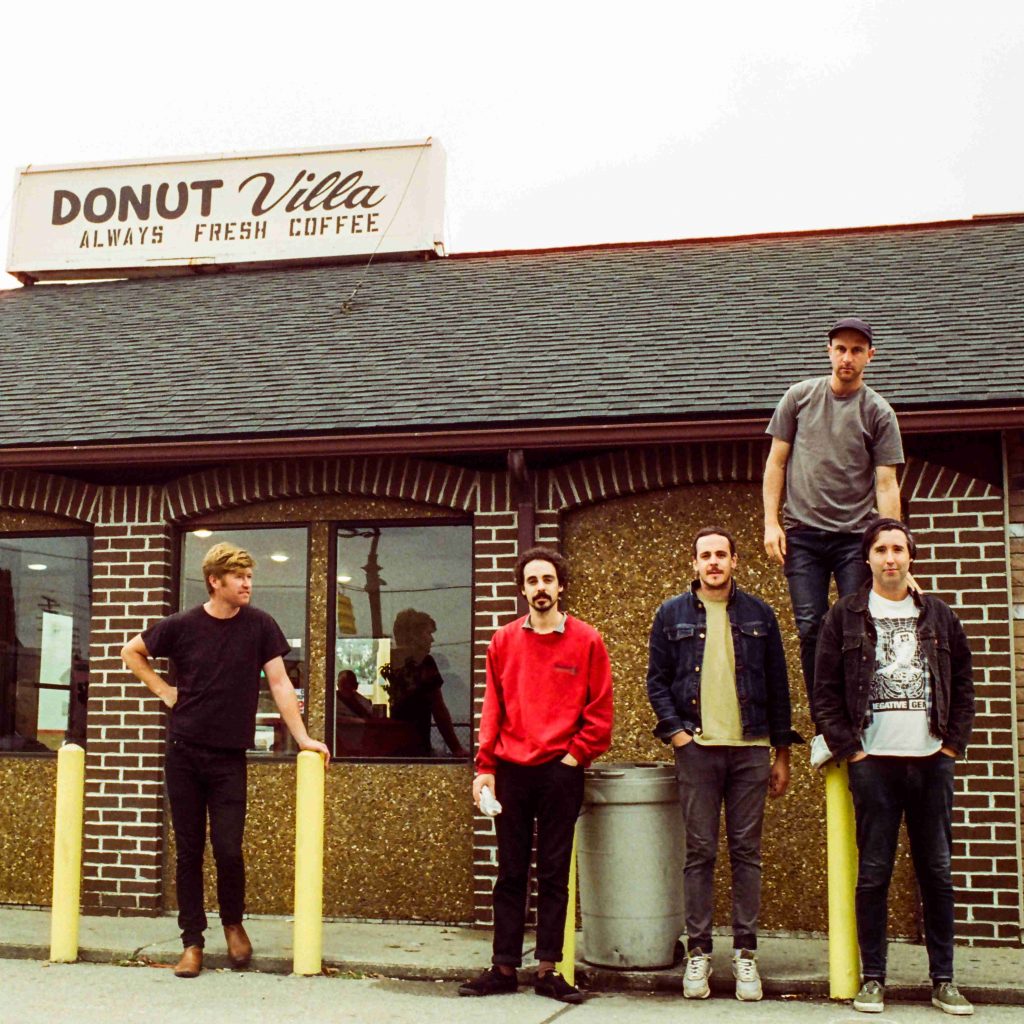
[901,458,1022,944]
[82,492,173,915]
[3,439,1021,942]
[468,445,1024,944]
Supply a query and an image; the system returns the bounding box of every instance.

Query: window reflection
[333,524,472,759]
[181,526,308,756]
[0,535,91,752]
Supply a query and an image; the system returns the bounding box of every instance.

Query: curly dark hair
[514,546,568,592]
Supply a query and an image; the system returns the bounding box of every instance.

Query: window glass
[181,527,308,755]
[0,535,91,752]
[333,524,472,759]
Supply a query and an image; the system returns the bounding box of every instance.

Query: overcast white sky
[1,0,1022,289]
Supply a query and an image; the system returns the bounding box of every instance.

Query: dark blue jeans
[784,527,870,710]
[165,739,248,949]
[491,757,584,966]
[847,754,957,983]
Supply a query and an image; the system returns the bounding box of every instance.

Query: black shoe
[458,966,518,997]
[534,969,583,1004]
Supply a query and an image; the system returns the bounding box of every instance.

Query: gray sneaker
[683,950,712,999]
[732,949,762,1001]
[853,979,885,1013]
[932,982,974,1016]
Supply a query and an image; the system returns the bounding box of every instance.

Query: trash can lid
[583,761,678,805]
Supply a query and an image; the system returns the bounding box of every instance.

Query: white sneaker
[732,949,762,1001]
[683,950,712,999]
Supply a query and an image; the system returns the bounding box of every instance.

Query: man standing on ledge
[460,546,613,1005]
[815,519,975,1016]
[646,527,798,1001]
[763,317,905,709]
[122,542,330,979]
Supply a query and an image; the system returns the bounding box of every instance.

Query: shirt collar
[522,612,567,633]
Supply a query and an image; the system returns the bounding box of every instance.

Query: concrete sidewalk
[1,906,1021,1004]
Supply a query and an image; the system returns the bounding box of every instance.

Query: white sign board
[7,139,445,281]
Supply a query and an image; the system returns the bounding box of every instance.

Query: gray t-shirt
[767,376,904,533]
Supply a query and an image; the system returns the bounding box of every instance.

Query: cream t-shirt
[694,598,769,747]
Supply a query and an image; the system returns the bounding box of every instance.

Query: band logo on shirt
[870,617,926,712]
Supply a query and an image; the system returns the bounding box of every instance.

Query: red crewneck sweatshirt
[476,614,613,772]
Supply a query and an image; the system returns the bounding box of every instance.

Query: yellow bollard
[293,750,326,975]
[50,742,86,963]
[825,760,861,999]
[555,827,578,985]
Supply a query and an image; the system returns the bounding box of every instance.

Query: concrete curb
[3,941,1021,1005]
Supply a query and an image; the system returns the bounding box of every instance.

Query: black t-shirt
[143,605,290,750]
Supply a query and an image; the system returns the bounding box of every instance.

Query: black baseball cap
[828,317,873,344]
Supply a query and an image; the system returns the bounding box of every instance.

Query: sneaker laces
[686,954,710,979]
[735,956,758,982]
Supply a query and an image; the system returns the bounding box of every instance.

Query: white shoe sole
[735,986,763,1001]
[853,1000,884,1013]
[931,996,974,1016]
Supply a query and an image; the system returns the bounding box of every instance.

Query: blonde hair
[202,542,255,594]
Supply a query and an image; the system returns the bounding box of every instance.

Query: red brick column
[903,457,1022,945]
[81,486,172,915]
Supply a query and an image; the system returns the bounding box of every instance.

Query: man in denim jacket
[814,519,975,1016]
[646,527,799,1002]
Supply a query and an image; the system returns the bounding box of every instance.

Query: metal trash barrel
[578,762,685,969]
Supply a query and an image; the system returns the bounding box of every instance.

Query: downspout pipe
[508,449,535,616]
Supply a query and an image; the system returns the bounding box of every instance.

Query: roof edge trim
[2,406,1022,473]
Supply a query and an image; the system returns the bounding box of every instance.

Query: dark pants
[784,527,870,710]
[675,742,771,953]
[492,757,584,966]
[165,738,248,949]
[847,754,957,983]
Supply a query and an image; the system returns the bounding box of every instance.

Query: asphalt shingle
[1,217,1022,448]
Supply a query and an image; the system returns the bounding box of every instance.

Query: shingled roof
[2,216,1022,457]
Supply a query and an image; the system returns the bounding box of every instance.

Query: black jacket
[813,582,975,760]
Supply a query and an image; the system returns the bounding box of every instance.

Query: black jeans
[491,757,584,966]
[165,738,248,949]
[784,527,870,709]
[847,753,957,982]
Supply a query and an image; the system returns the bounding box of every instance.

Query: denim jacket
[646,579,800,748]
[813,583,975,761]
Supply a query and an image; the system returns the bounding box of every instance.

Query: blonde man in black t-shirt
[122,543,329,979]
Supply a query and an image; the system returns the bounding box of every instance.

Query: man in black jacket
[814,519,975,1016]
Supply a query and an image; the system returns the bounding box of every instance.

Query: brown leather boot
[223,922,253,969]
[174,945,203,978]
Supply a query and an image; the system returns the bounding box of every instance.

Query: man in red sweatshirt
[459,546,614,1004]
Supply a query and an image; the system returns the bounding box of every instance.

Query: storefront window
[0,535,91,752]
[180,526,308,756]
[331,523,472,759]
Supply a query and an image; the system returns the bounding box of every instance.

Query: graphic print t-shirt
[862,591,939,757]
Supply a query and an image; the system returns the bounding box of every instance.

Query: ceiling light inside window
[193,529,213,538]
[27,563,47,571]
[337,574,352,583]
[270,553,289,563]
